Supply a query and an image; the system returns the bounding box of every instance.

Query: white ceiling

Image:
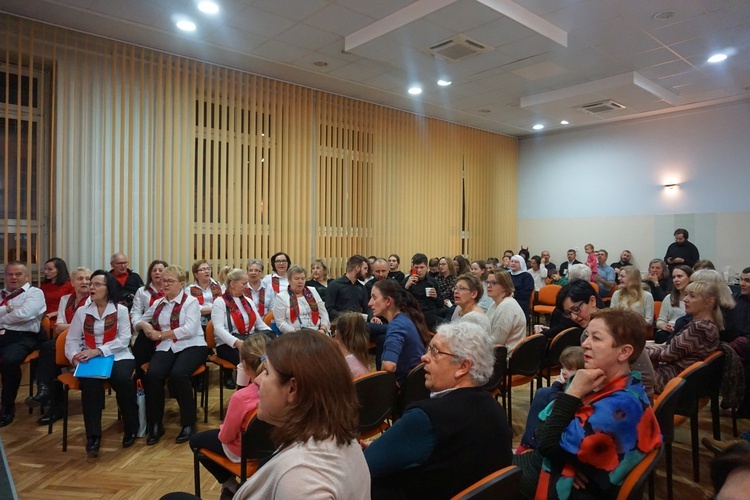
[3,0,749,137]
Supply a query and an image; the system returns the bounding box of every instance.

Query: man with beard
[664,228,700,272]
[324,254,370,321]
[611,249,634,284]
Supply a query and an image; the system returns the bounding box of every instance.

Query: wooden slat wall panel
[0,14,517,280]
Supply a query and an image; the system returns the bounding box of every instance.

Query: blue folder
[73,355,115,379]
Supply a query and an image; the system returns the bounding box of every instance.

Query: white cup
[533,324,545,334]
[645,340,655,346]
[425,287,435,297]
[235,363,250,387]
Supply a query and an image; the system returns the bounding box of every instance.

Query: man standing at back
[325,254,370,321]
[404,253,443,329]
[541,250,556,272]
[593,249,616,298]
[558,249,581,277]
[109,252,144,310]
[664,228,700,272]
[0,261,46,426]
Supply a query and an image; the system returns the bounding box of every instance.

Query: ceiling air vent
[580,99,626,114]
[428,34,492,62]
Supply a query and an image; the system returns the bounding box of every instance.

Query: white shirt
[185,279,224,308]
[450,307,491,335]
[131,284,162,326]
[65,302,133,363]
[273,287,330,334]
[211,295,271,347]
[487,298,527,355]
[245,283,270,315]
[57,293,91,327]
[0,283,46,333]
[260,273,289,311]
[137,291,206,352]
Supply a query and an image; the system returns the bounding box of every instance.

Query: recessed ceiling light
[532,124,544,130]
[437,79,452,86]
[176,20,197,31]
[408,86,422,95]
[707,53,728,63]
[313,61,328,67]
[197,1,219,14]
[560,120,569,125]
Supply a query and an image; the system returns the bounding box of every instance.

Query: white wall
[517,100,750,275]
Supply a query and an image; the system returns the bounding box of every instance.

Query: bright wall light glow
[176,20,197,31]
[198,2,220,14]
[437,79,451,86]
[408,86,422,95]
[532,124,544,130]
[560,120,569,125]
[707,53,727,63]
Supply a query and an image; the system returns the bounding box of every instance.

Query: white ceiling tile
[424,0,502,33]
[276,23,341,51]
[88,0,171,28]
[545,0,620,31]
[304,4,375,37]
[328,62,392,83]
[226,6,296,38]
[251,39,311,63]
[348,37,407,64]
[616,47,681,71]
[647,14,715,46]
[341,0,415,19]
[464,16,538,48]
[498,34,563,62]
[203,26,268,52]
[250,0,328,22]
[361,70,408,91]
[384,19,454,50]
[292,51,352,74]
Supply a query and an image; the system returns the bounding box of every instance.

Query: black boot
[25,382,50,409]
[38,405,64,426]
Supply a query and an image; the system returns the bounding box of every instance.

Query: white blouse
[211,296,272,347]
[138,291,206,352]
[65,302,133,363]
[273,287,330,334]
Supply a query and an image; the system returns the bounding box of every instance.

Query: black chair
[505,334,548,425]
[192,409,276,497]
[396,363,429,418]
[354,370,397,439]
[482,345,508,403]
[451,465,521,500]
[649,377,686,500]
[539,326,581,386]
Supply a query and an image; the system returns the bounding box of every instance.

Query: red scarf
[65,295,88,323]
[288,288,319,326]
[151,293,188,342]
[244,286,265,316]
[223,291,257,335]
[84,310,118,349]
[148,285,164,306]
[272,275,280,293]
[0,287,24,306]
[189,281,222,305]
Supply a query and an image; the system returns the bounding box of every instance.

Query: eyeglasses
[426,344,456,359]
[90,281,107,288]
[162,279,180,286]
[113,261,128,266]
[486,280,498,286]
[562,301,585,318]
[274,259,288,264]
[455,286,471,292]
[197,267,211,272]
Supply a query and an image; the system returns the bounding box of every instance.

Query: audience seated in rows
[655,265,693,343]
[450,273,490,332]
[273,265,329,335]
[486,269,526,354]
[611,265,655,326]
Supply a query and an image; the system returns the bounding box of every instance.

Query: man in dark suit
[558,249,581,277]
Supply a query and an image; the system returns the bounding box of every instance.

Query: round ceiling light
[198,2,219,14]
[408,86,422,95]
[532,124,544,130]
[707,53,728,63]
[176,20,197,31]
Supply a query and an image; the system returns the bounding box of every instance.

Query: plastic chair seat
[532,305,555,315]
[198,448,260,478]
[207,354,236,371]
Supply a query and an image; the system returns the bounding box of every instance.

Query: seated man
[403,253,443,330]
[593,249,616,297]
[324,254,370,321]
[0,261,47,426]
[558,249,581,277]
[364,321,512,499]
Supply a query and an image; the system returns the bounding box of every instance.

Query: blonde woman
[611,266,654,325]
[333,312,370,378]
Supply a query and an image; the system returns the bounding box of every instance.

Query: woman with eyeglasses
[244,259,268,317]
[212,268,273,374]
[233,331,370,499]
[261,252,291,311]
[514,308,661,499]
[65,270,139,457]
[485,269,526,353]
[136,265,208,445]
[131,260,168,372]
[364,321,512,499]
[273,265,330,336]
[450,274,490,333]
[612,266,654,325]
[187,259,223,328]
[368,279,431,386]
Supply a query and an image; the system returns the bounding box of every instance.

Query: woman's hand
[664,324,674,332]
[234,339,244,350]
[73,348,101,364]
[565,368,607,399]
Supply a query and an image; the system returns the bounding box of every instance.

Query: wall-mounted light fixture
[663,183,679,190]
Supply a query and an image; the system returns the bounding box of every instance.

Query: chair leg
[732,407,738,438]
[193,452,202,497]
[691,411,700,482]
[648,471,655,500]
[203,367,209,424]
[62,386,69,452]
[666,442,673,500]
[711,395,721,440]
[507,379,513,425]
[28,360,36,415]
[219,367,225,420]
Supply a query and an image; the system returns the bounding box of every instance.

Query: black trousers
[79,358,138,438]
[215,344,239,366]
[36,338,64,406]
[0,330,42,411]
[132,332,156,376]
[144,347,208,427]
[190,428,233,483]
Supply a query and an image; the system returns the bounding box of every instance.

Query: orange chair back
[263,311,274,327]
[589,281,599,294]
[653,301,662,325]
[205,321,216,349]
[41,316,52,339]
[536,285,561,306]
[616,446,663,500]
[55,329,71,367]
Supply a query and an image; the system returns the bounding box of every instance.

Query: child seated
[549,270,568,286]
[516,346,585,453]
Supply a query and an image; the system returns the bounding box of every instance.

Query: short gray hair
[568,263,591,281]
[435,322,494,386]
[287,265,307,279]
[246,259,264,272]
[691,269,736,309]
